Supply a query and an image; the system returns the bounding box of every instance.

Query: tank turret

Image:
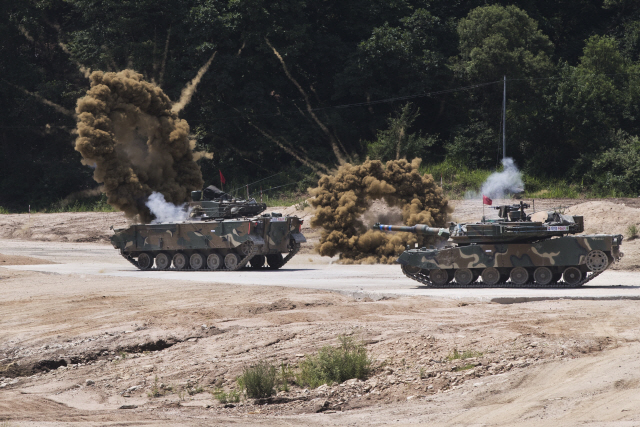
[375,201,623,288]
[376,202,583,245]
[188,185,267,220]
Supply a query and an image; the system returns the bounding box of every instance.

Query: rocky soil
[1,199,640,425]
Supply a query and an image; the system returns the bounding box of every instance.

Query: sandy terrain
[1,198,640,426]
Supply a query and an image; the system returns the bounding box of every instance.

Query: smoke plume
[74,70,204,223]
[310,158,450,264]
[479,157,524,199]
[171,52,216,114]
[146,192,190,224]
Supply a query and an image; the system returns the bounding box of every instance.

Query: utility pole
[502,75,507,160]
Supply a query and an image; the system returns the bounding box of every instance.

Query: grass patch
[296,336,372,388]
[421,160,635,199]
[45,193,116,213]
[263,191,309,207]
[212,388,241,404]
[148,375,164,398]
[627,224,639,240]
[0,206,9,214]
[446,349,482,361]
[187,385,204,395]
[237,362,277,399]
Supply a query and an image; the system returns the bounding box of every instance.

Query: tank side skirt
[401,264,607,288]
[121,241,301,271]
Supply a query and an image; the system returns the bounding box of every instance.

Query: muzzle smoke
[310,159,450,264]
[74,70,204,223]
[146,192,190,224]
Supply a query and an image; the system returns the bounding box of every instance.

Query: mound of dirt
[564,201,639,235]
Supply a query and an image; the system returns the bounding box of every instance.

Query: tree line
[2,0,640,210]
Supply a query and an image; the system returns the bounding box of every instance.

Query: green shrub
[296,336,372,388]
[0,206,9,214]
[627,224,639,240]
[237,362,277,399]
[213,388,241,403]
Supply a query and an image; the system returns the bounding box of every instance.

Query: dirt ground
[1,198,640,426]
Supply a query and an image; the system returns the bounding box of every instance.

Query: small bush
[627,224,638,240]
[446,349,482,361]
[279,362,294,392]
[297,336,372,388]
[148,375,164,398]
[237,362,277,399]
[0,206,9,214]
[213,389,241,404]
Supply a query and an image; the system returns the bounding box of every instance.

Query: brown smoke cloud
[309,159,450,264]
[74,70,204,222]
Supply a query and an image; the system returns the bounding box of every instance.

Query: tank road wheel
[510,267,530,285]
[207,253,222,270]
[248,255,266,269]
[224,253,241,270]
[585,250,608,272]
[189,253,204,270]
[137,252,153,270]
[173,253,188,270]
[533,267,553,286]
[481,267,501,286]
[454,268,474,286]
[155,252,171,270]
[429,269,450,286]
[562,267,582,285]
[401,264,421,275]
[266,253,285,270]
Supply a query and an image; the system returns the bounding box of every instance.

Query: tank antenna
[502,75,507,160]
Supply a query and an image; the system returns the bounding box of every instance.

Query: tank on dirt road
[374,202,623,288]
[111,185,306,271]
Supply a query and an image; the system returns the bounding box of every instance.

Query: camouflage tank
[111,185,306,271]
[374,202,623,288]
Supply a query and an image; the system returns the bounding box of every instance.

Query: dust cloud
[74,69,204,223]
[310,158,450,264]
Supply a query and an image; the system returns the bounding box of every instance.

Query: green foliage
[421,160,492,198]
[455,5,554,82]
[213,388,241,404]
[237,362,277,399]
[627,224,639,240]
[296,336,372,388]
[446,349,483,361]
[588,131,640,196]
[0,206,9,214]
[4,0,640,205]
[279,362,294,392]
[46,194,116,213]
[367,103,437,161]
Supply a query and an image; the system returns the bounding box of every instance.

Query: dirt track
[1,199,640,426]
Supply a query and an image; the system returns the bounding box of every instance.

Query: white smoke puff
[146,192,190,224]
[481,158,524,199]
[466,158,524,200]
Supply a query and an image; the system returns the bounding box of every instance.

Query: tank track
[402,266,608,289]
[121,243,300,272]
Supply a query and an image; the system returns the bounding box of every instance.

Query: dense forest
[2,0,640,211]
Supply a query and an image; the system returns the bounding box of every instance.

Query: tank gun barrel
[374,223,450,239]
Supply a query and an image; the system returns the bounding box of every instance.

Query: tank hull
[111,215,306,271]
[398,234,623,288]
